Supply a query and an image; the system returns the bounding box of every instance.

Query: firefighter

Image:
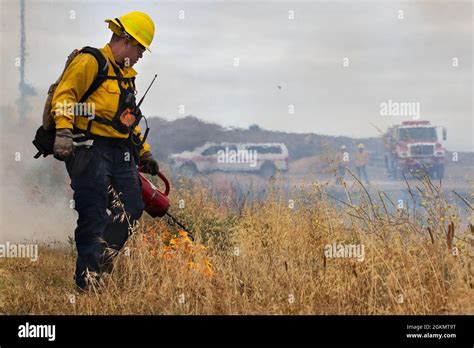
[52,12,159,290]
[354,143,369,185]
[335,145,347,185]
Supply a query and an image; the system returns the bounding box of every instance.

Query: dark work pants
[356,165,369,184]
[66,137,143,289]
[337,164,345,184]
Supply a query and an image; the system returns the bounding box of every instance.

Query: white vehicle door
[200,145,225,172]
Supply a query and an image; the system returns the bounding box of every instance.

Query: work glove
[139,151,159,175]
[53,128,74,161]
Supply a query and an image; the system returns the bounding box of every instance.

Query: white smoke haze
[0,101,76,244]
[0,0,472,243]
[1,0,472,149]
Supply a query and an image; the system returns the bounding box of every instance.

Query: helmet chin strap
[114,18,138,66]
[115,17,132,40]
[113,17,146,53]
[109,43,128,67]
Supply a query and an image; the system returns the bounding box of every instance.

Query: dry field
[0,175,473,315]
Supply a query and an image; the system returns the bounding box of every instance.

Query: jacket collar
[101,43,137,78]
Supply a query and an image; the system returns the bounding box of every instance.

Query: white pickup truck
[169,142,289,177]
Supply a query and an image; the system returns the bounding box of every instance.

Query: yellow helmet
[358,143,365,149]
[105,12,155,52]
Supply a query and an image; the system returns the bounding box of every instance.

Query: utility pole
[17,0,36,125]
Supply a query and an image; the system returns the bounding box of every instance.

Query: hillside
[145,116,384,162]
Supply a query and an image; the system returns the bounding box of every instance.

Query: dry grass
[0,175,473,315]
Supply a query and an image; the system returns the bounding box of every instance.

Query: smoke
[0,0,76,244]
[0,103,76,244]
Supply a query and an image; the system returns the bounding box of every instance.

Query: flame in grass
[143,230,214,278]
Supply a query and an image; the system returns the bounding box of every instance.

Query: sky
[1,0,472,151]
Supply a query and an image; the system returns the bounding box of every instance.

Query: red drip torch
[138,167,193,239]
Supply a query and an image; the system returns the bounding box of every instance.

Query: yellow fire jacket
[52,44,151,157]
[354,150,369,167]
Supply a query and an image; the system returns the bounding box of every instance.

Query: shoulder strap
[78,46,109,103]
